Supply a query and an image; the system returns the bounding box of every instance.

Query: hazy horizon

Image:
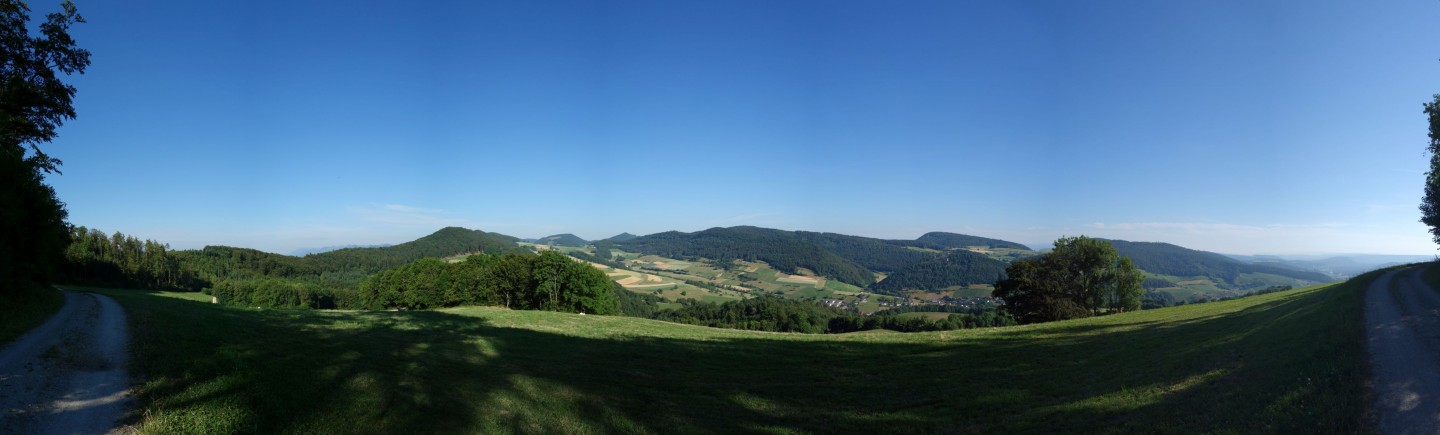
[38,0,1440,256]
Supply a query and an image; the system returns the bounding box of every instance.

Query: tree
[1421,94,1440,246]
[0,0,88,297]
[993,236,1144,324]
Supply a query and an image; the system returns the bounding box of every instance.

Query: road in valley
[0,290,132,434]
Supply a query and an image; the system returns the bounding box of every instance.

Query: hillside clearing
[94,270,1376,433]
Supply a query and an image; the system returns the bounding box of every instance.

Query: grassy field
[82,266,1382,434]
[0,283,64,345]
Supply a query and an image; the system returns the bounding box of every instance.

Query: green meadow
[74,265,1381,434]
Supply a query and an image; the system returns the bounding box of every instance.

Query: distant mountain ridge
[603,232,638,242]
[891,232,1031,250]
[1102,239,1333,288]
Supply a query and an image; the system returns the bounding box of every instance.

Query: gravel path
[1367,269,1440,434]
[0,290,133,434]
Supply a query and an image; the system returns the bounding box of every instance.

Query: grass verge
[0,282,64,345]
[95,270,1378,434]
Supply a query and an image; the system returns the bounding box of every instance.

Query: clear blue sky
[37,0,1440,255]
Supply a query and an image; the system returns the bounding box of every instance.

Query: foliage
[890,231,1031,250]
[868,249,1008,295]
[994,236,1145,323]
[0,0,87,300]
[793,231,938,273]
[614,226,876,286]
[209,278,348,310]
[355,251,618,314]
[60,227,207,291]
[615,284,663,317]
[0,0,90,172]
[652,296,1013,333]
[1422,94,1440,246]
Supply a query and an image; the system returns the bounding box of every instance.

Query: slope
[869,249,1008,295]
[99,270,1373,433]
[536,233,588,247]
[177,227,526,287]
[890,232,1032,250]
[1104,239,1334,289]
[612,226,876,286]
[791,231,939,273]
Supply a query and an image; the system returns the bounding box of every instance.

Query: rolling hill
[869,249,1008,295]
[890,231,1032,250]
[612,226,877,286]
[177,227,527,287]
[602,232,638,242]
[536,233,588,247]
[1103,239,1334,289]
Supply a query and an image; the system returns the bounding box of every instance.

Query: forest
[868,249,1008,295]
[650,296,1016,333]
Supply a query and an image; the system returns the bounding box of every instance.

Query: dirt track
[0,290,132,434]
[1366,269,1440,434]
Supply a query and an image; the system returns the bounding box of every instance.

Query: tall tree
[1421,94,1440,246]
[993,236,1143,323]
[0,0,88,297]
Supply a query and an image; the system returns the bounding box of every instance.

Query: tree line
[60,226,207,290]
[649,296,1015,334]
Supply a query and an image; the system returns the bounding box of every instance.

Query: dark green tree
[993,236,1144,323]
[0,0,89,298]
[1421,94,1440,245]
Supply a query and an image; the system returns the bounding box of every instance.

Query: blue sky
[36,0,1440,255]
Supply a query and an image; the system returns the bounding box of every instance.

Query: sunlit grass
[91,268,1382,433]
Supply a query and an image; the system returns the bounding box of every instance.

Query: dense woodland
[793,231,939,273]
[60,227,206,291]
[868,250,1008,295]
[651,296,1016,333]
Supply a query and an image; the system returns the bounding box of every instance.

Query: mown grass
[0,283,64,345]
[94,270,1379,434]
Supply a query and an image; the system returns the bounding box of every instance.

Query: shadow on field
[115,282,1369,434]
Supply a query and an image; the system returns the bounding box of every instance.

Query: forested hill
[603,232,638,242]
[537,233,588,247]
[792,231,939,273]
[869,250,1008,295]
[178,227,527,288]
[1103,239,1334,286]
[306,227,526,272]
[612,226,877,286]
[888,232,1031,250]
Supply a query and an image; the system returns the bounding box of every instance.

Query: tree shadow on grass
[112,281,1370,434]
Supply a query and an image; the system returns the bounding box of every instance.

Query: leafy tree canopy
[994,236,1144,324]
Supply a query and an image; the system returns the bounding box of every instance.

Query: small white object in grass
[579,312,586,316]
